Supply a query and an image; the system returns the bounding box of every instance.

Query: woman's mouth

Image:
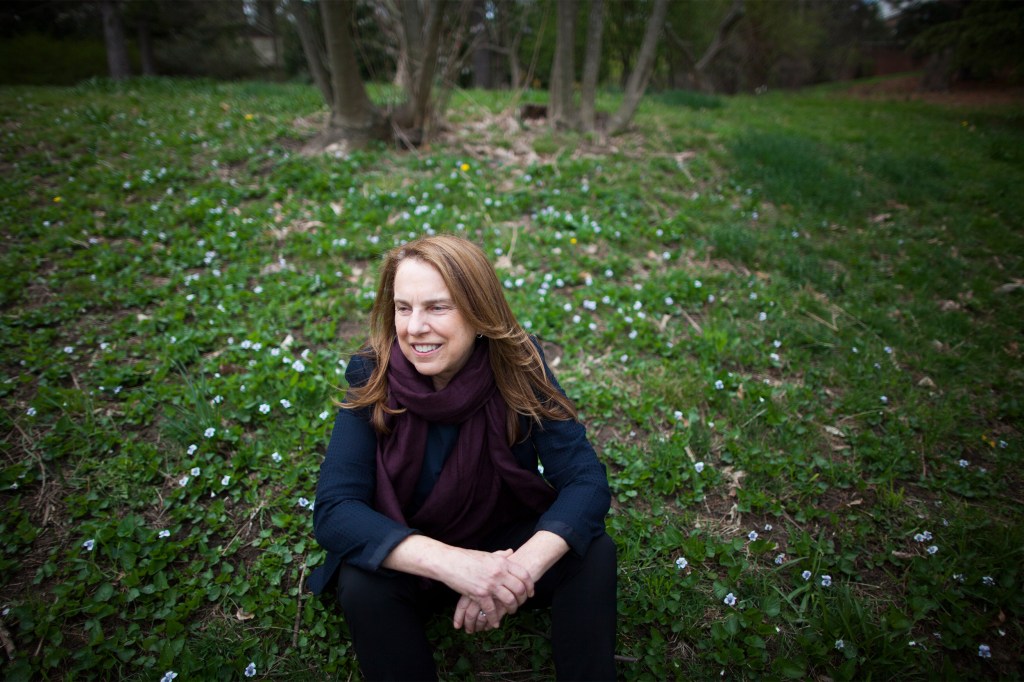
[412,344,440,354]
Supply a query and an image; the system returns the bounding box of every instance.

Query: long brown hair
[343,234,578,443]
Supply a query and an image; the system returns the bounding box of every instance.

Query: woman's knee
[587,532,617,578]
[336,565,413,617]
[591,532,616,561]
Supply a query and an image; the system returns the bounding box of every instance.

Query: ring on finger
[478,610,487,618]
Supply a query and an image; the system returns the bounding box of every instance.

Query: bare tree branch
[695,0,744,73]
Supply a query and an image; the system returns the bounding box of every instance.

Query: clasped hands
[449,548,534,635]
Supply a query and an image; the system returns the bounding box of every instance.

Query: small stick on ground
[292,563,307,648]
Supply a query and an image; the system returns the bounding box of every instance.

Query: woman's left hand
[454,593,509,634]
[452,531,572,634]
[451,549,526,633]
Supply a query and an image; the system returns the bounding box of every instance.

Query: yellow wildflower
[460,163,470,172]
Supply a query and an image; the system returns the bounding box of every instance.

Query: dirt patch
[842,74,1024,108]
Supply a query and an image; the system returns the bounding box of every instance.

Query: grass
[1,79,1023,680]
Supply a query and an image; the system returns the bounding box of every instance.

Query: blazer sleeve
[529,344,612,556]
[312,354,417,572]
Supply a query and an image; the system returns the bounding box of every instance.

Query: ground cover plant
[1,77,1022,680]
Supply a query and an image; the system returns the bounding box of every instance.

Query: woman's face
[393,258,477,391]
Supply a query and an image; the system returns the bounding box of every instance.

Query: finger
[470,602,494,634]
[473,606,489,634]
[498,573,531,605]
[478,597,503,630]
[493,584,521,612]
[487,609,506,631]
[497,560,534,598]
[453,595,473,630]
[504,559,535,591]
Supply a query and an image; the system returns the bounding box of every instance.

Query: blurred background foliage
[1,0,1021,91]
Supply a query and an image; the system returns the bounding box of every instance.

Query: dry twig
[292,564,307,648]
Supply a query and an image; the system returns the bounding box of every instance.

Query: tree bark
[99,0,132,80]
[260,0,281,69]
[471,0,492,88]
[549,0,578,130]
[606,0,668,135]
[291,0,333,104]
[579,0,605,131]
[137,18,157,76]
[318,0,388,149]
[435,0,478,118]
[395,0,425,92]
[503,1,524,89]
[395,0,443,135]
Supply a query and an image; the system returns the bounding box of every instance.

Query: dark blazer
[307,344,611,595]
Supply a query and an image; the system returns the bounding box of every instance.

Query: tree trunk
[471,0,492,88]
[137,18,157,76]
[549,0,578,130]
[99,0,132,80]
[317,0,388,150]
[606,0,668,135]
[503,2,523,89]
[261,0,281,70]
[579,0,605,132]
[291,0,333,104]
[394,0,443,137]
[435,0,478,118]
[395,0,426,92]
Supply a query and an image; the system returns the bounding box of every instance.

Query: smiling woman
[393,258,477,391]
[307,235,616,681]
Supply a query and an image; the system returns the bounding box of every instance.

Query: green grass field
[1,78,1022,680]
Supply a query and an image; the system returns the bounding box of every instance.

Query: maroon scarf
[375,339,556,547]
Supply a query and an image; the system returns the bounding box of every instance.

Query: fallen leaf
[720,466,747,498]
[994,279,1024,294]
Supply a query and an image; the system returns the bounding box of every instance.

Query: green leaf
[94,583,115,602]
[773,657,806,679]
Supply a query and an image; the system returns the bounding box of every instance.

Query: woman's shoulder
[345,350,377,388]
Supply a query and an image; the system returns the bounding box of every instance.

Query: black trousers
[336,521,617,681]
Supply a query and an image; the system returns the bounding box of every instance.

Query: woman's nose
[407,309,429,334]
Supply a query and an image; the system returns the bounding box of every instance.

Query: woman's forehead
[393,259,451,299]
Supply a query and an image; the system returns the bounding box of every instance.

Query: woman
[308,235,616,681]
